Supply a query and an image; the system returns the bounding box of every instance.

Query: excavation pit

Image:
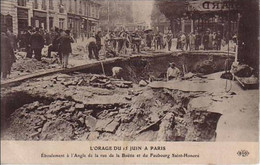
[1,52,233,141]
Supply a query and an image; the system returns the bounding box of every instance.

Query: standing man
[59,30,74,68]
[189,32,196,51]
[195,30,201,50]
[47,27,60,58]
[87,35,99,60]
[146,31,153,49]
[95,31,102,56]
[216,31,222,50]
[203,31,210,50]
[6,29,17,52]
[180,33,186,51]
[166,31,173,51]
[30,28,45,61]
[208,30,214,50]
[25,26,33,58]
[1,27,16,79]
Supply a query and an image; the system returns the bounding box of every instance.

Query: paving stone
[85,116,97,131]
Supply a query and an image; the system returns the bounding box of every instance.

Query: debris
[125,96,132,101]
[95,118,113,132]
[105,120,120,133]
[139,80,148,87]
[75,103,85,110]
[85,116,97,131]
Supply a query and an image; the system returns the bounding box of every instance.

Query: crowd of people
[1,25,236,79]
[176,30,225,51]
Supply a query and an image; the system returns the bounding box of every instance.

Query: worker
[166,62,181,81]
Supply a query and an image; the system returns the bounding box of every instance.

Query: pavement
[149,72,259,141]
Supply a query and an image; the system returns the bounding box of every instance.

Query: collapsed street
[1,52,258,142]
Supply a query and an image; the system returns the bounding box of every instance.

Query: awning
[188,0,239,12]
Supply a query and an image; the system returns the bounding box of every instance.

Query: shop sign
[188,0,240,12]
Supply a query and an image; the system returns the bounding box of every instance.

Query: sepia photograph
[0,0,259,163]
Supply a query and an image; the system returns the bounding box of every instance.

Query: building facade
[1,0,100,39]
[99,0,134,31]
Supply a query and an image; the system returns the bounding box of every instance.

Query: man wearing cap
[167,62,181,81]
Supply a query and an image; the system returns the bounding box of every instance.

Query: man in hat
[25,26,33,58]
[167,62,181,81]
[1,26,16,79]
[58,30,74,68]
[87,35,98,60]
[30,27,45,61]
[47,27,60,58]
[166,31,173,51]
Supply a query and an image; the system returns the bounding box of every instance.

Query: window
[79,1,82,14]
[91,5,95,17]
[18,0,26,6]
[34,0,38,9]
[84,2,87,16]
[42,0,46,10]
[59,18,65,29]
[49,0,54,10]
[69,0,72,12]
[75,0,77,14]
[96,7,99,18]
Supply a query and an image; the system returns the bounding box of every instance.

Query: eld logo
[237,150,249,157]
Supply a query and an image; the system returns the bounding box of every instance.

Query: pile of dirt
[11,58,58,77]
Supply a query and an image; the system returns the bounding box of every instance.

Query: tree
[155,0,188,35]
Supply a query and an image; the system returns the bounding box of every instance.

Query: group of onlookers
[177,30,223,51]
[1,25,234,80]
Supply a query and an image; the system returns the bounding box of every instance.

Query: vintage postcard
[1,0,259,164]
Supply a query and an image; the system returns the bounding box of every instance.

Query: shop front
[67,13,82,39]
[17,8,29,33]
[31,10,47,29]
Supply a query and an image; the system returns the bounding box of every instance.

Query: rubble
[139,80,149,87]
[2,54,235,141]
